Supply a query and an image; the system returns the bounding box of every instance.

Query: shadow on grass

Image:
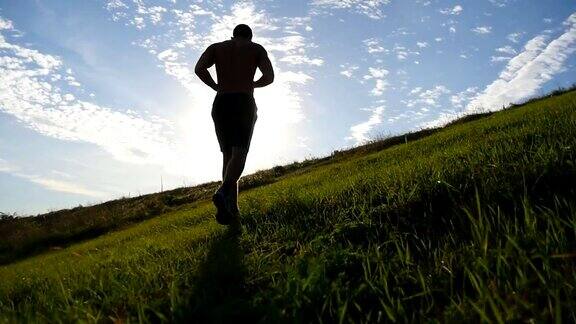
[177,226,262,323]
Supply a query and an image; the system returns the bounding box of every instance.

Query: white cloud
[467,14,576,112]
[0,19,179,175]
[507,32,523,43]
[279,55,324,66]
[64,75,81,87]
[406,85,451,108]
[489,0,513,7]
[105,0,127,11]
[340,63,359,78]
[472,26,492,34]
[362,67,389,96]
[491,46,519,63]
[279,71,313,84]
[157,48,178,61]
[423,13,576,128]
[371,79,388,96]
[284,16,313,32]
[141,6,167,25]
[363,38,387,54]
[495,45,517,55]
[0,17,14,30]
[440,5,463,15]
[311,0,391,19]
[498,35,548,80]
[24,176,108,198]
[116,2,168,29]
[393,44,420,61]
[417,41,428,48]
[348,106,385,144]
[132,16,145,29]
[420,111,459,128]
[363,67,389,79]
[0,158,16,172]
[491,56,512,62]
[340,71,352,78]
[450,87,478,109]
[442,18,458,34]
[418,86,476,129]
[0,157,107,197]
[410,87,422,94]
[63,93,75,101]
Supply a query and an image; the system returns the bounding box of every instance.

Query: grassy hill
[1,89,575,322]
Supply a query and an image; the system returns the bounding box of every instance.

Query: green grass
[0,151,320,265]
[1,90,576,322]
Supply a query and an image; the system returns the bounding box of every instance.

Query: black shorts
[211,92,258,152]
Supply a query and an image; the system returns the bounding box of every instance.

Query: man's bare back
[195,39,274,94]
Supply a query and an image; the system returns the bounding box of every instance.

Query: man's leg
[222,146,248,210]
[222,149,232,180]
[213,148,235,225]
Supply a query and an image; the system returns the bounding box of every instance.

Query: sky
[1,0,575,215]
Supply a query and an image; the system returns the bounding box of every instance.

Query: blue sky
[1,0,575,215]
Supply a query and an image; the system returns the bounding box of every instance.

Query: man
[195,24,274,226]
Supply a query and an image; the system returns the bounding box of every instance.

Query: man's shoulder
[251,42,266,51]
[209,41,228,48]
[250,42,268,56]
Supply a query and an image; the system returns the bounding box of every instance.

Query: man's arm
[254,46,274,88]
[194,44,218,92]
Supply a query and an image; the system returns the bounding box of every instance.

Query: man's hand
[195,44,219,92]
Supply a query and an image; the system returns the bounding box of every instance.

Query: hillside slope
[1,90,575,322]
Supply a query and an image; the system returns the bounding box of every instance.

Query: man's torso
[213,39,263,94]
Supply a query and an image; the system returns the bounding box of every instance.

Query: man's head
[232,24,253,41]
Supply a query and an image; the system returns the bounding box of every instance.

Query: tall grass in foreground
[0,90,575,322]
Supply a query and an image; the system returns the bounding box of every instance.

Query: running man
[194,24,274,225]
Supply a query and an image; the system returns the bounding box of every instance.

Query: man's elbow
[266,73,275,85]
[194,66,205,76]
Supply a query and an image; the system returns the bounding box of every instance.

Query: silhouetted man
[195,24,274,226]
